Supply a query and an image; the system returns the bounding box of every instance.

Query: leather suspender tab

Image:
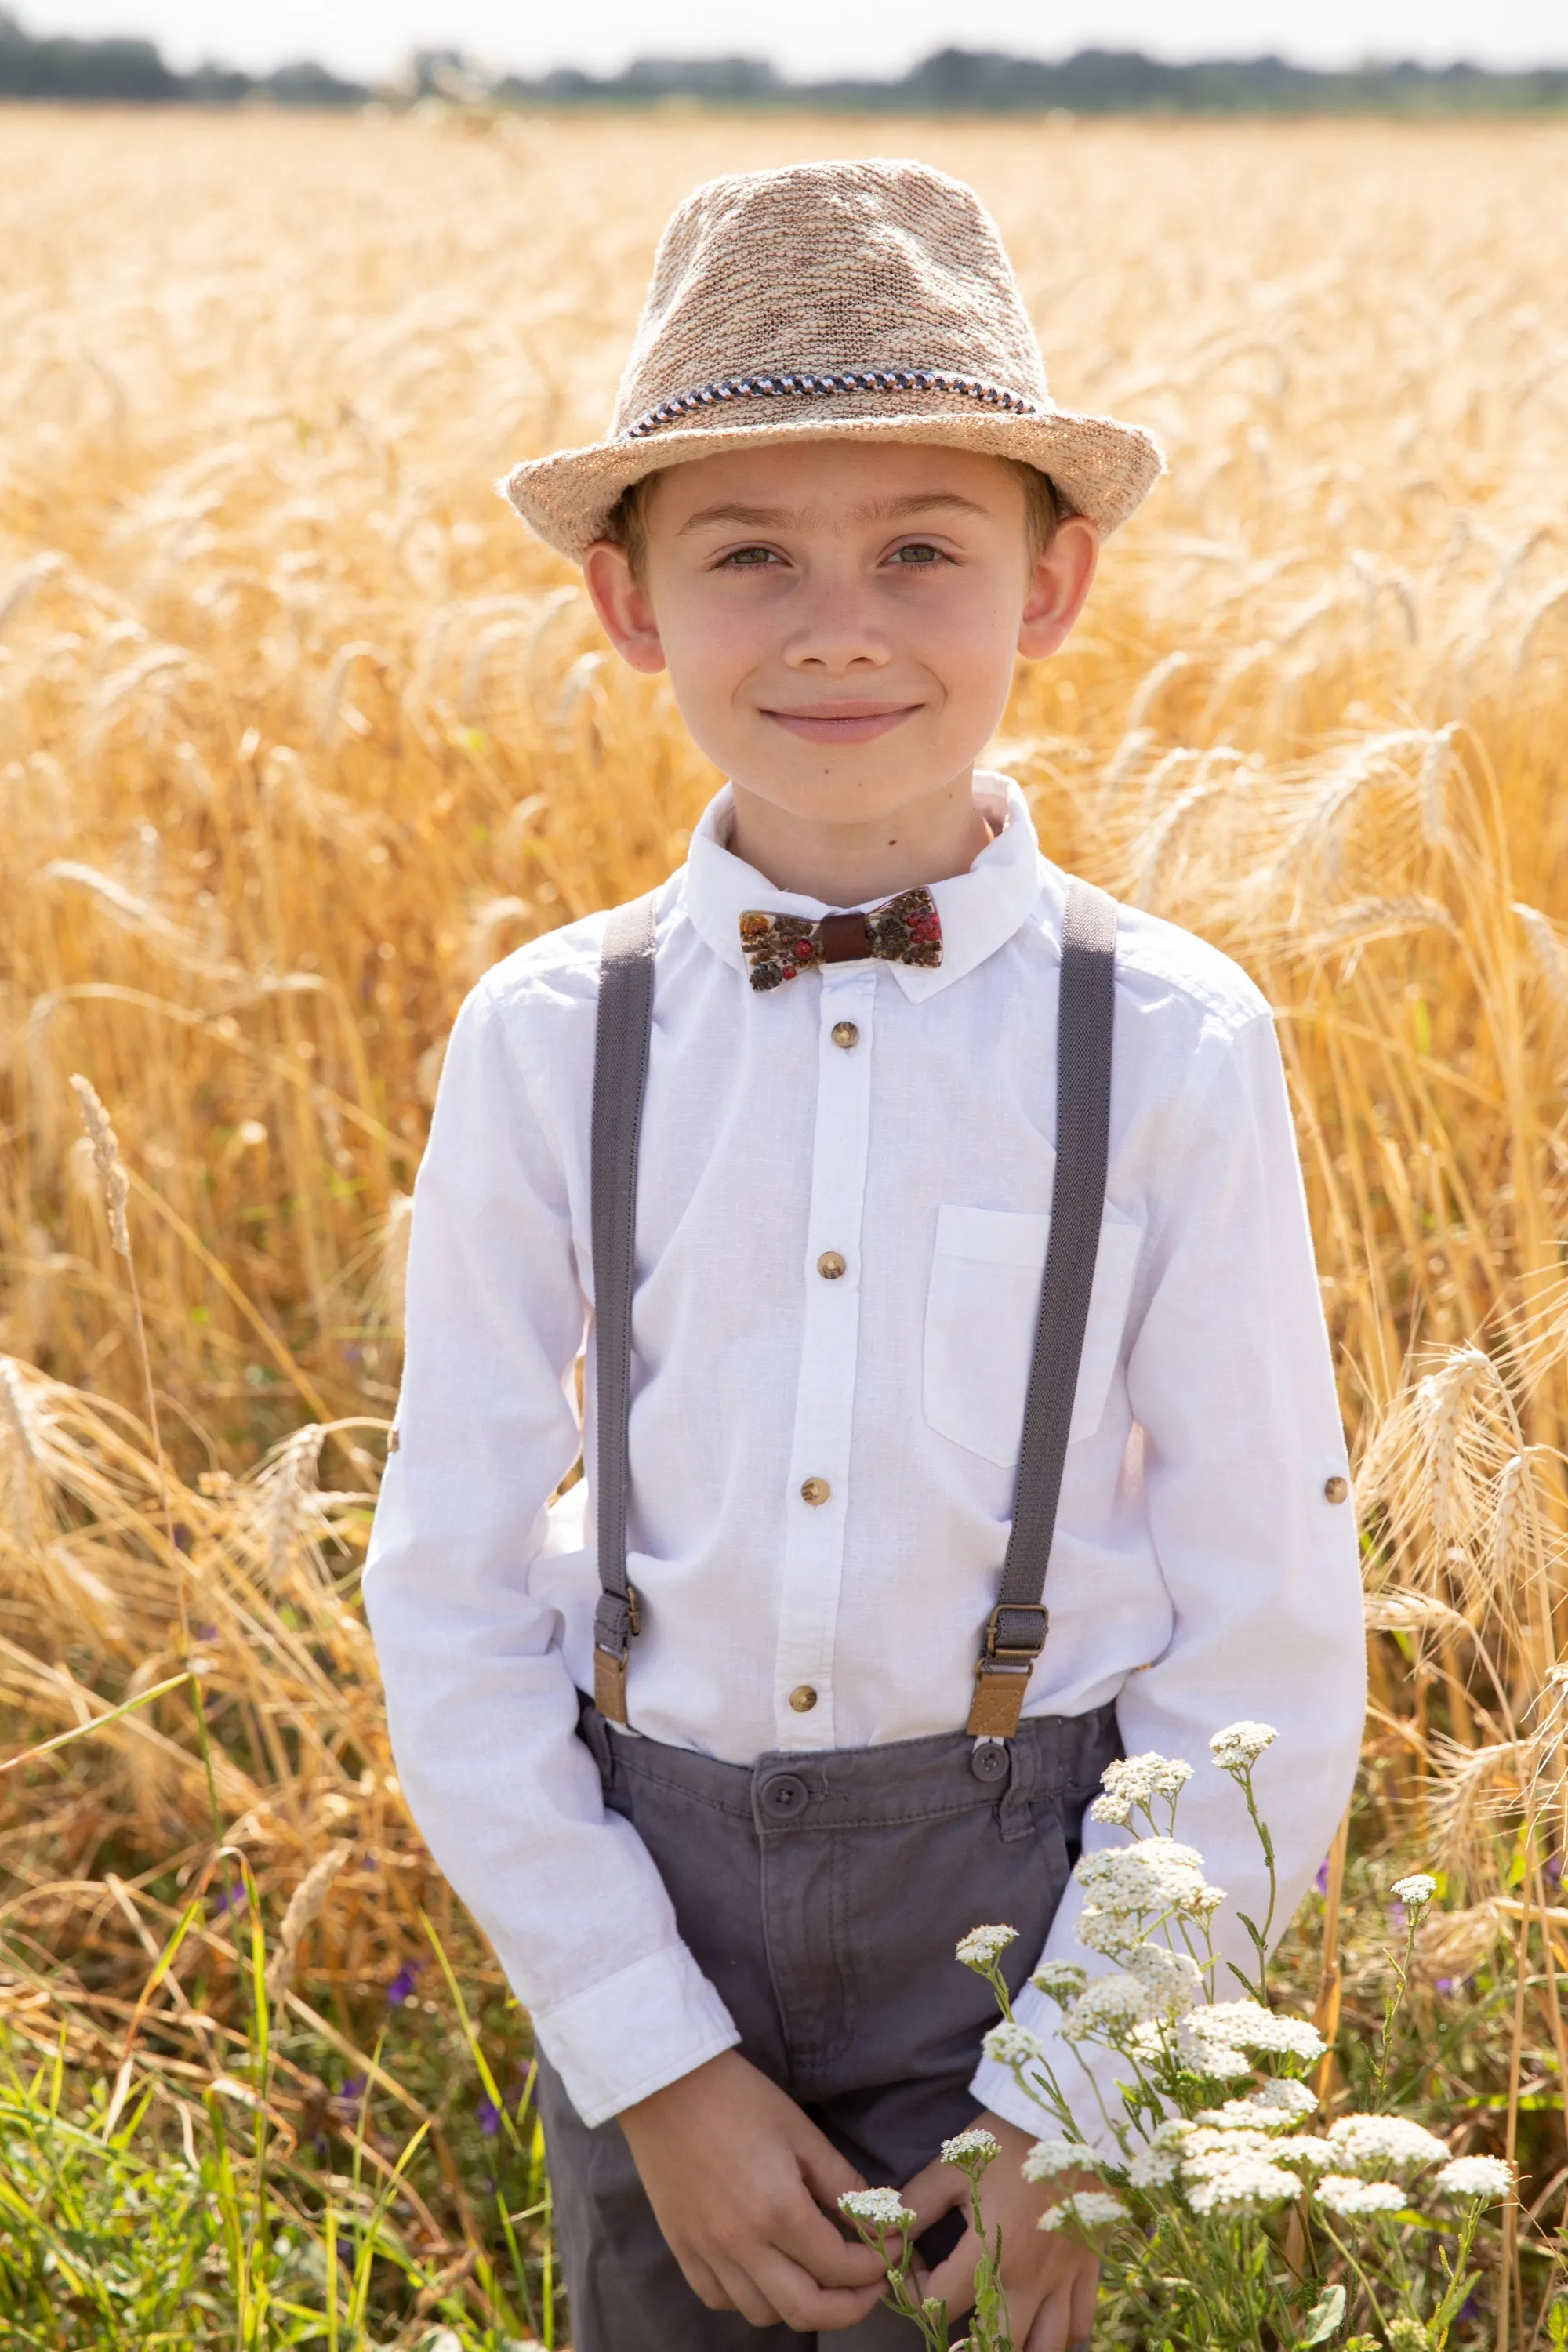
[965,878,1117,1739]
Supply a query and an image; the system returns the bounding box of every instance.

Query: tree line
[2,13,1565,114]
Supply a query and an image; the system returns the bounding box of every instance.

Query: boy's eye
[717,544,781,569]
[890,542,945,567]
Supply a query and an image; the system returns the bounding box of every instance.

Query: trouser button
[971,1740,1010,1783]
[760,1773,809,1818]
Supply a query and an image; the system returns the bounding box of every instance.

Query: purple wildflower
[212,1882,248,1918]
[1314,1858,1331,1896]
[477,2094,502,2138]
[385,1959,422,2006]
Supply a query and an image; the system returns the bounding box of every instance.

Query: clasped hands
[619,2049,1099,2347]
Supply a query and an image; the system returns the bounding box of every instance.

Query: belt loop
[998,1719,1038,1841]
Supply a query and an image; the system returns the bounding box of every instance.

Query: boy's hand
[902,2111,1100,2351]
[618,2049,891,2331]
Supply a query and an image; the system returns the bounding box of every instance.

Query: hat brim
[501,401,1164,564]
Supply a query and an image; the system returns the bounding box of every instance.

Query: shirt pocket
[922,1200,1145,1468]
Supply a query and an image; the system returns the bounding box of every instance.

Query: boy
[365,161,1365,2350]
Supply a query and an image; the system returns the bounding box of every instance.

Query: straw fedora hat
[503,158,1163,563]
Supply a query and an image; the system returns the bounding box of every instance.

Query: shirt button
[1323,1474,1350,1505]
[800,1476,831,1507]
[816,1250,847,1280]
[831,1021,860,1049]
[789,1684,818,1713]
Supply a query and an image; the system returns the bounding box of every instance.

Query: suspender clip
[593,1584,641,1725]
[966,1603,1050,1740]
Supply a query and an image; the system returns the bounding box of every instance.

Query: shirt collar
[681,770,1044,1000]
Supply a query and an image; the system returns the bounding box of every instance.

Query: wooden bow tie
[738,887,942,993]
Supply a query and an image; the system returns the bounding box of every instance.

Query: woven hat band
[626,368,1038,441]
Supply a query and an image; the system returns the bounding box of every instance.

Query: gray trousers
[536,1698,1120,2352]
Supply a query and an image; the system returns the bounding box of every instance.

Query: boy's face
[584,441,1098,840]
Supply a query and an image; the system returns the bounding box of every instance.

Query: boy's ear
[1017,516,1100,662]
[583,540,666,674]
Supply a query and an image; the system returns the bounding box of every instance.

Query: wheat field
[3,103,1568,2346]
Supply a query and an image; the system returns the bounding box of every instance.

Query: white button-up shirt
[365,775,1365,2136]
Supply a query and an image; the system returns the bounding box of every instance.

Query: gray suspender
[588,879,1118,1736]
[589,891,659,1725]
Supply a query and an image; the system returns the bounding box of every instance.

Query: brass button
[800,1476,831,1507]
[1323,1474,1350,1506]
[831,1021,860,1050]
[789,1684,818,1713]
[816,1250,847,1280]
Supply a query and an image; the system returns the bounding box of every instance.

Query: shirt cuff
[526,1941,742,2129]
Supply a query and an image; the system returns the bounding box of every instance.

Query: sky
[17,0,1568,80]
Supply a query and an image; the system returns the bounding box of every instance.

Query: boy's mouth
[762,701,921,744]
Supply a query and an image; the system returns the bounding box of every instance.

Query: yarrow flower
[1210,1722,1278,1771]
[1039,2190,1128,2233]
[1127,2143,1182,2187]
[956,1925,1018,1971]
[1030,1960,1088,2002]
[1325,2114,1449,2176]
[1271,2135,1336,2174]
[1188,2000,1326,2063]
[1127,1940,1204,2016]
[1315,2174,1408,2218]
[1076,1838,1208,1920]
[1182,2151,1301,2216]
[839,2187,916,2232]
[1023,2136,1098,2182]
[1196,2080,1316,2132]
[1433,2154,1515,2201]
[1088,1752,1195,1824]
[982,2020,1046,2073]
[942,2128,1001,2171]
[1061,1971,1151,2041]
[1391,1873,1438,1909]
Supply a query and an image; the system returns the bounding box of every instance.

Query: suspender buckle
[965,1603,1050,1740]
[592,1584,641,1726]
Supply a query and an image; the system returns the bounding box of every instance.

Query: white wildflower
[1078,1904,1137,1956]
[1196,2085,1313,2132]
[1031,1960,1088,2002]
[1127,2143,1182,2187]
[1061,1971,1151,2040]
[1150,2118,1196,2150]
[1183,2154,1301,2216]
[982,2020,1046,2072]
[1075,1838,1208,1917]
[1189,2000,1325,2063]
[1126,1941,1204,2016]
[1184,2125,1280,2166]
[1272,2136,1336,2173]
[1315,2175,1408,2218]
[840,2187,915,2231]
[1189,1884,1227,1918]
[1391,1874,1438,1909]
[1210,1722,1278,1771]
[1023,2136,1098,2183]
[1432,2155,1514,2201]
[1249,2077,1318,2122]
[1039,2190,1128,2233]
[942,2128,1001,2169]
[1325,2114,1449,2176]
[1093,1754,1194,1824]
[956,1925,1018,1970]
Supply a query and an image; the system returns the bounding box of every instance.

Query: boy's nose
[782,591,892,671]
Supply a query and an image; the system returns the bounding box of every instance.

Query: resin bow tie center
[738,889,943,993]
